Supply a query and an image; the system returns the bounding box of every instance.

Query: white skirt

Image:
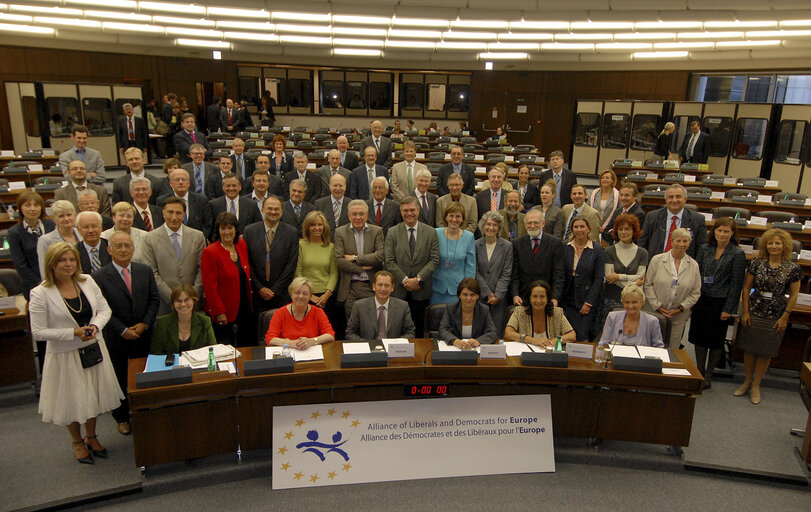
[38,338,124,426]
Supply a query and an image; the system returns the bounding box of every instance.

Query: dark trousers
[406,294,429,338]
[107,343,130,424]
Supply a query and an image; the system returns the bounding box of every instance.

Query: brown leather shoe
[117,422,132,435]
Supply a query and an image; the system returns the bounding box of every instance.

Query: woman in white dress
[29,242,123,464]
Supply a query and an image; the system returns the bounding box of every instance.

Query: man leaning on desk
[345,270,416,341]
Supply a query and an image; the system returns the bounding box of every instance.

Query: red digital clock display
[404,384,449,397]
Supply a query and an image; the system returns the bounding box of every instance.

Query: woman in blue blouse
[430,203,476,305]
[600,284,664,347]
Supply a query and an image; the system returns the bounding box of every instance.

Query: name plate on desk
[306,163,316,169]
[432,350,478,365]
[710,191,725,200]
[476,166,486,172]
[756,195,772,203]
[28,164,43,172]
[341,352,388,368]
[383,339,414,358]
[565,343,593,359]
[683,175,696,182]
[8,181,25,190]
[750,216,768,226]
[479,344,506,359]
[135,366,192,388]
[416,153,425,159]
[520,351,568,367]
[0,297,16,309]
[474,154,484,161]
[800,249,811,261]
[0,150,14,157]
[766,180,779,188]
[724,177,737,185]
[612,356,662,374]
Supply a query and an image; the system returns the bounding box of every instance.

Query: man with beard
[511,208,564,306]
[498,190,526,241]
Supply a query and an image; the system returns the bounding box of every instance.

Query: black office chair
[643,184,666,197]
[394,150,404,160]
[322,140,337,149]
[411,136,429,143]
[415,142,431,151]
[424,303,449,340]
[427,152,445,161]
[738,177,767,188]
[463,144,484,152]
[212,150,230,158]
[518,155,537,165]
[0,178,9,191]
[0,268,22,296]
[209,140,226,148]
[462,154,476,162]
[712,206,751,220]
[288,132,304,142]
[758,210,796,223]
[461,136,477,144]
[514,145,535,154]
[339,127,354,134]
[314,133,330,142]
[261,132,277,141]
[435,143,450,153]
[701,174,727,184]
[316,127,330,134]
[427,163,442,174]
[487,153,506,163]
[293,126,309,132]
[256,308,278,346]
[625,171,649,181]
[726,189,760,201]
[297,140,316,149]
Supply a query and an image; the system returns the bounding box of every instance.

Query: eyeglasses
[111,243,134,249]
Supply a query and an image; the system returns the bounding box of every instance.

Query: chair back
[424,303,449,339]
[758,210,795,223]
[712,206,751,220]
[256,308,278,345]
[0,268,22,296]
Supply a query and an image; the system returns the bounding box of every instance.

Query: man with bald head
[336,134,359,170]
[366,176,401,236]
[55,159,111,216]
[317,148,352,193]
[156,167,213,237]
[361,120,393,168]
[313,173,350,238]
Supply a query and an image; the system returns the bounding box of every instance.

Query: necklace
[61,280,83,313]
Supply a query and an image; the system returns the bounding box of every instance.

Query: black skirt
[688,295,730,349]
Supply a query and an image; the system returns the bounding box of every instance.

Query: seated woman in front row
[600,284,664,347]
[438,278,497,349]
[266,277,335,349]
[151,284,216,355]
[504,280,575,348]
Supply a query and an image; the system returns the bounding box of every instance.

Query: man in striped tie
[74,211,110,274]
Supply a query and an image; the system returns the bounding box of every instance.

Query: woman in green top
[150,284,216,355]
[296,211,341,336]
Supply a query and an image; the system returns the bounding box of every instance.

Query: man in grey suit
[350,146,388,200]
[436,173,478,233]
[384,196,440,337]
[367,177,401,236]
[55,160,112,216]
[141,197,206,313]
[316,149,352,193]
[346,270,416,341]
[334,199,385,318]
[313,174,349,239]
[361,120,393,168]
[336,135,359,171]
[112,147,163,205]
[208,173,262,238]
[475,165,508,220]
[58,124,106,185]
[182,144,221,200]
[407,169,438,227]
[390,140,428,201]
[281,179,314,236]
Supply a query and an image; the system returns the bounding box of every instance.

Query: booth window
[321,80,344,109]
[264,78,285,106]
[774,120,807,166]
[703,117,733,157]
[369,82,391,110]
[732,118,768,160]
[426,84,446,111]
[401,83,423,110]
[47,97,80,137]
[447,84,470,112]
[574,113,600,147]
[601,114,630,149]
[286,78,312,108]
[22,96,40,137]
[346,81,367,109]
[238,77,259,105]
[630,114,660,151]
[82,98,114,137]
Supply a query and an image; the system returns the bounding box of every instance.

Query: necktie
[142,210,152,231]
[420,194,429,219]
[194,166,204,194]
[532,238,540,255]
[236,156,243,178]
[341,152,345,166]
[408,227,416,256]
[171,232,181,260]
[553,174,562,207]
[121,267,132,295]
[265,228,274,280]
[665,215,678,252]
[407,163,413,192]
[376,202,382,225]
[128,117,135,140]
[229,199,236,216]
[686,134,696,159]
[228,110,232,124]
[565,209,578,241]
[90,247,101,272]
[491,191,498,211]
[294,204,301,217]
[377,305,386,340]
[375,138,380,151]
[189,131,197,144]
[333,200,341,223]
[368,168,375,197]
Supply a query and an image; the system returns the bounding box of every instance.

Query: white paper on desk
[282,126,291,131]
[218,362,236,374]
[306,162,316,169]
[8,181,25,190]
[756,195,772,204]
[42,150,55,156]
[662,368,692,376]
[683,175,696,182]
[805,221,811,230]
[474,154,484,161]
[766,180,779,188]
[436,340,460,351]
[800,250,811,261]
[28,164,43,172]
[342,342,371,354]
[609,344,640,358]
[504,155,514,162]
[740,244,754,255]
[178,355,206,369]
[182,344,240,364]
[750,216,768,226]
[416,153,425,159]
[796,293,811,307]
[636,346,671,362]
[504,341,536,356]
[724,177,737,185]
[700,212,713,222]
[476,166,486,172]
[266,344,324,361]
[710,191,725,200]
[0,297,15,309]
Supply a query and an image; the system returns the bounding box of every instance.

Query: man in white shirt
[476,165,507,219]
[390,140,428,201]
[313,174,350,238]
[361,120,393,168]
[208,173,262,235]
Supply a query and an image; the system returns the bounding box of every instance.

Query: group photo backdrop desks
[612,165,713,180]
[127,340,703,469]
[641,196,811,220]
[0,294,35,387]
[632,178,782,196]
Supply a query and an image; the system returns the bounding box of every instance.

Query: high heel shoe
[84,435,107,459]
[733,383,750,397]
[72,440,94,464]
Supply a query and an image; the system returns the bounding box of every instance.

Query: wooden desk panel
[0,295,36,387]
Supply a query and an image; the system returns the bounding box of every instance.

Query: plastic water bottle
[554,335,563,352]
[6,206,14,220]
[207,346,216,371]
[280,343,292,360]
[594,341,606,365]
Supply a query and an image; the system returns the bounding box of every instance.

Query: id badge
[445,260,455,269]
[703,276,714,284]
[761,291,773,299]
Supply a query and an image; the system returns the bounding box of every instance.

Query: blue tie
[194,165,204,194]
[171,232,181,260]
[553,173,562,208]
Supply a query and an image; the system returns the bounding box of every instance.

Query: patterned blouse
[506,306,573,338]
[746,258,801,319]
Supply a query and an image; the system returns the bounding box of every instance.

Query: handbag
[154,119,170,136]
[78,341,103,369]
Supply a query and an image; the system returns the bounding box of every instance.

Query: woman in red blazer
[201,212,254,345]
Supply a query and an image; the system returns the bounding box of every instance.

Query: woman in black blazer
[515,165,539,211]
[8,191,55,299]
[562,216,605,341]
[438,278,498,348]
[269,133,294,177]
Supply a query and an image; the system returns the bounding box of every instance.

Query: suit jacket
[219,107,240,133]
[600,310,664,347]
[208,195,262,239]
[205,103,222,133]
[313,195,350,237]
[366,198,401,236]
[58,147,106,184]
[562,242,605,309]
[539,205,564,240]
[345,296,416,341]
[438,301,498,345]
[201,240,252,322]
[644,252,702,312]
[384,222,440,301]
[231,153,256,186]
[173,130,212,164]
[339,150,359,171]
[8,220,55,299]
[510,234,565,301]
[54,183,111,217]
[602,202,646,244]
[282,170,323,203]
[141,224,206,307]
[182,161,222,200]
[350,164,388,200]
[76,239,111,274]
[333,223,385,303]
[679,131,711,164]
[475,188,507,220]
[115,115,149,150]
[436,194,478,233]
[390,160,428,201]
[244,173,283,202]
[132,204,164,231]
[280,200,314,236]
[112,172,163,205]
[560,203,602,243]
[638,207,706,260]
[269,152,294,177]
[407,191,438,227]
[517,182,540,210]
[475,236,513,301]
[361,135,393,168]
[498,210,526,240]
[238,108,252,130]
[538,169,577,207]
[157,191,214,238]
[150,312,216,355]
[316,165,352,193]
[92,262,160,358]
[437,163,476,197]
[243,220,299,306]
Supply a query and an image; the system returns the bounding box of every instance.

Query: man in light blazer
[560,184,601,242]
[351,146,388,200]
[316,149,352,194]
[361,120,393,168]
[156,168,213,238]
[55,160,111,217]
[346,270,416,341]
[173,113,212,164]
[58,124,106,185]
[638,183,706,260]
[112,147,163,205]
[366,177,401,237]
[498,191,526,241]
[208,173,262,239]
[436,145,476,197]
[407,169,438,227]
[384,196,440,337]
[313,174,350,239]
[538,150,577,208]
[141,197,206,313]
[181,143,221,200]
[436,173,478,233]
[334,200,385,318]
[390,140,428,201]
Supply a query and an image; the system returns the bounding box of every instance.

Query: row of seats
[642,184,807,203]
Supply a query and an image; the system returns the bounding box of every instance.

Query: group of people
[12,118,801,464]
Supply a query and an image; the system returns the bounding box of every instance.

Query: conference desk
[801,363,811,465]
[0,295,35,387]
[630,178,782,195]
[612,165,713,178]
[640,196,811,218]
[127,340,703,468]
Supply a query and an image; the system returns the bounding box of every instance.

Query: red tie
[532,238,540,254]
[128,117,135,140]
[664,215,677,252]
[376,203,382,225]
[143,210,152,231]
[189,131,197,144]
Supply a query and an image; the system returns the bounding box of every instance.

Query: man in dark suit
[182,144,221,200]
[219,98,239,134]
[679,120,712,164]
[638,183,706,260]
[282,151,323,203]
[130,176,164,232]
[336,135,359,170]
[243,195,299,312]
[115,102,148,156]
[173,113,212,164]
[161,93,176,125]
[437,145,476,197]
[361,120,393,168]
[209,173,262,239]
[112,147,163,205]
[475,166,507,220]
[92,231,159,435]
[156,168,213,237]
[510,209,565,306]
[206,155,237,201]
[345,270,416,341]
[538,150,577,208]
[313,174,349,239]
[602,182,646,244]
[407,168,438,227]
[351,146,388,200]
[205,96,222,134]
[75,211,111,274]
[367,177,401,236]
[317,149,352,193]
[231,138,255,189]
[281,178,314,236]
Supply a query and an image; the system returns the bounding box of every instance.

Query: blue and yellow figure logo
[277,408,360,485]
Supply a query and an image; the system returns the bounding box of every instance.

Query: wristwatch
[353,255,358,264]
[520,334,527,343]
